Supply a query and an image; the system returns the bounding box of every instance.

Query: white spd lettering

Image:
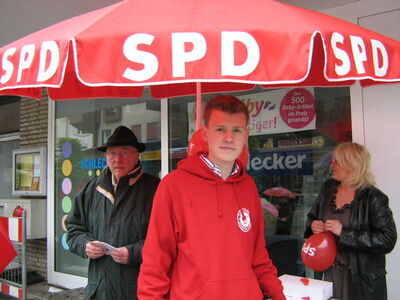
[221,31,260,76]
[123,33,158,82]
[249,153,306,171]
[17,44,35,82]
[122,31,260,81]
[0,47,16,84]
[37,41,60,82]
[371,39,388,77]
[171,32,207,77]
[0,41,60,84]
[302,242,316,256]
[331,32,389,77]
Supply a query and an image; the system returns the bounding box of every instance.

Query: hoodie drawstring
[233,183,246,221]
[216,180,222,217]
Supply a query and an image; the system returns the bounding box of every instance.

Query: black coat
[67,166,159,300]
[305,179,397,300]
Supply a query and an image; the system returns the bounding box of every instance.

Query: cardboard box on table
[279,274,333,300]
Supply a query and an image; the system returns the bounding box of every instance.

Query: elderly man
[67,125,159,300]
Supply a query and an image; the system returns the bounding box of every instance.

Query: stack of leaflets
[91,241,120,255]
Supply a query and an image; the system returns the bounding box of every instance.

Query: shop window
[0,96,20,134]
[131,124,142,141]
[54,97,161,277]
[0,96,21,202]
[101,129,111,145]
[146,122,160,141]
[168,86,351,277]
[0,135,20,201]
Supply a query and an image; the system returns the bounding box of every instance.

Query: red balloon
[301,232,337,271]
[187,129,249,166]
[187,129,208,157]
[13,205,24,217]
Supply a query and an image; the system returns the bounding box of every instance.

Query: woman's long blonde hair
[333,142,376,189]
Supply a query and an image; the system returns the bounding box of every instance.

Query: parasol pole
[196,82,202,130]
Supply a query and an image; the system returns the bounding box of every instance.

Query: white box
[3,199,46,239]
[279,274,333,300]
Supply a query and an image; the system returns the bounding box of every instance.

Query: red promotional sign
[1,0,400,100]
[0,218,17,273]
[280,88,315,129]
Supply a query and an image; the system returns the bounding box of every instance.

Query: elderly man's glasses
[105,151,138,159]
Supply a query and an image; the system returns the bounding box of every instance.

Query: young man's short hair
[203,95,249,126]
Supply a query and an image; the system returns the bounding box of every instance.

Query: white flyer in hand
[91,241,120,254]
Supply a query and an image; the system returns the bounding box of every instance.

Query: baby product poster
[238,88,316,136]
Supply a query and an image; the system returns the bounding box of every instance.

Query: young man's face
[202,109,249,167]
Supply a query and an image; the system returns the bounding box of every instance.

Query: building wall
[20,93,49,280]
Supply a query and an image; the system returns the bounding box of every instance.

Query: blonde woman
[304,142,397,300]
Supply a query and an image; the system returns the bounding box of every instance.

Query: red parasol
[1,0,400,102]
[260,198,279,217]
[263,187,296,199]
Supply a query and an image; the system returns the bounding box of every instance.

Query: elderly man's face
[105,145,140,181]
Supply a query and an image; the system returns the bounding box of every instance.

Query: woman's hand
[324,219,343,236]
[311,220,325,234]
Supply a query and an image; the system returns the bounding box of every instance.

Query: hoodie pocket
[197,278,263,300]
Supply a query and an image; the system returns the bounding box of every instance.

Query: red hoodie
[138,154,285,300]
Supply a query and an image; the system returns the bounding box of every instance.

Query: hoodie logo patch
[237,208,251,232]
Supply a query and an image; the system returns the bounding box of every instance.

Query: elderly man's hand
[86,241,106,259]
[111,247,129,264]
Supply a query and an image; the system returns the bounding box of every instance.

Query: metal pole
[21,211,27,300]
[196,82,202,130]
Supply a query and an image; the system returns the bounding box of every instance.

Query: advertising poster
[187,88,316,138]
[238,88,316,136]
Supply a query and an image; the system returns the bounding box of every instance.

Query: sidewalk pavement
[0,282,84,300]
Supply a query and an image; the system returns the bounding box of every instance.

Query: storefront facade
[48,86,351,284]
[0,0,399,298]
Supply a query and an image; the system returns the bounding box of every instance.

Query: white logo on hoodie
[237,208,251,232]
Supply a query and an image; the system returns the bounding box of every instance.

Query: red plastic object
[12,205,24,217]
[300,277,309,286]
[187,129,208,157]
[301,232,337,271]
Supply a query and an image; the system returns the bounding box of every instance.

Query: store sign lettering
[80,158,107,170]
[238,88,315,136]
[247,149,313,176]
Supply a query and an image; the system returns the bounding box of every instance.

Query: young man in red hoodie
[138,95,285,300]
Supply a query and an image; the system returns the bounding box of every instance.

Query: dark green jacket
[66,165,159,300]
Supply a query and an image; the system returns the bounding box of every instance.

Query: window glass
[0,97,20,202]
[54,95,161,276]
[0,137,20,200]
[0,96,20,134]
[168,86,351,277]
